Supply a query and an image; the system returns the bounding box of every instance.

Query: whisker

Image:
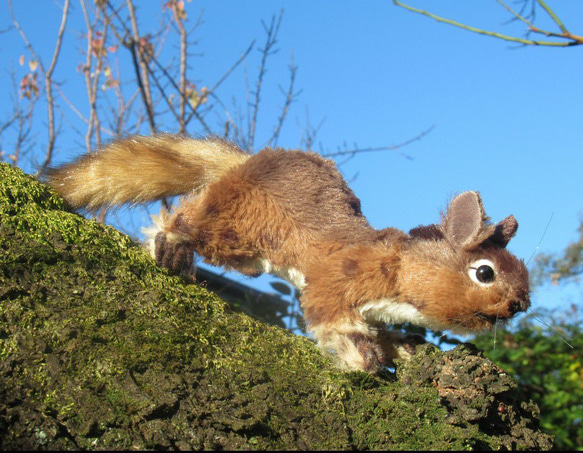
[532,315,574,349]
[526,212,554,266]
[493,309,500,351]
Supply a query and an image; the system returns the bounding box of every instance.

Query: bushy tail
[46,134,250,210]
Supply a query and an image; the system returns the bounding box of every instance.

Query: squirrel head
[399,191,529,333]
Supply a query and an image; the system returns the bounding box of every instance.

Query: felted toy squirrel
[46,134,530,372]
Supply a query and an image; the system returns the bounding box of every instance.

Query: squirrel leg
[310,322,426,372]
[142,201,264,277]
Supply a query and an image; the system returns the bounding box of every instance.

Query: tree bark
[0,162,553,450]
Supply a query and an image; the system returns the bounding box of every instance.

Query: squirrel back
[46,134,250,210]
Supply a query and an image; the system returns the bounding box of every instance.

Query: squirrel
[46,134,530,372]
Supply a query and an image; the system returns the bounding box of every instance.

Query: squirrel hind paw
[150,231,196,276]
[142,210,196,275]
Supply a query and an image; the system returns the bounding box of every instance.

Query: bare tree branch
[537,0,569,34]
[0,69,37,166]
[393,0,583,47]
[170,1,188,134]
[247,10,283,151]
[184,40,255,129]
[80,0,106,153]
[8,0,71,176]
[298,106,326,152]
[126,0,156,132]
[267,57,300,148]
[322,125,435,159]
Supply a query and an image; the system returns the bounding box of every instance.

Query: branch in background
[322,125,435,160]
[54,84,116,139]
[393,0,583,47]
[298,106,326,152]
[184,40,255,129]
[106,82,141,137]
[267,56,301,148]
[145,55,211,134]
[532,222,583,286]
[143,37,255,135]
[40,0,71,176]
[125,0,157,132]
[80,0,107,154]
[170,0,188,134]
[537,0,569,34]
[0,69,37,166]
[247,10,284,152]
[8,0,71,176]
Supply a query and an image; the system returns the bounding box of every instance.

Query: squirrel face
[398,192,530,333]
[398,239,529,333]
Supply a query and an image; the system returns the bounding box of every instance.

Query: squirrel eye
[468,259,496,286]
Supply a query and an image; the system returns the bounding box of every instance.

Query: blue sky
[1,0,582,315]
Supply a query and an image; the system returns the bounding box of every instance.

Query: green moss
[0,162,553,450]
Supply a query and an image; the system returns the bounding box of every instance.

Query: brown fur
[46,134,531,372]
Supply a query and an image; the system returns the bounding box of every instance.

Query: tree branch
[322,125,435,159]
[537,0,569,34]
[267,57,300,148]
[9,0,71,176]
[126,0,156,132]
[170,1,188,134]
[248,10,283,151]
[393,0,582,47]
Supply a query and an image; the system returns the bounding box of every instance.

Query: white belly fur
[359,298,430,326]
[260,259,306,289]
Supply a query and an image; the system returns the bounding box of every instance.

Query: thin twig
[171,1,187,134]
[41,0,71,175]
[81,0,102,153]
[537,0,569,34]
[2,69,36,166]
[298,106,326,152]
[495,0,535,29]
[184,40,255,128]
[267,57,300,148]
[248,10,284,151]
[322,125,435,159]
[9,0,71,175]
[146,61,180,122]
[146,55,210,133]
[126,0,156,132]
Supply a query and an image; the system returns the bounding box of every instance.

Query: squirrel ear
[489,215,518,248]
[443,191,493,249]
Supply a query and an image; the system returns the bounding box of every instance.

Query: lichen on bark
[0,162,553,450]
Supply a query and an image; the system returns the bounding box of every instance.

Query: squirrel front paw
[378,331,426,363]
[154,232,195,275]
[399,334,427,356]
